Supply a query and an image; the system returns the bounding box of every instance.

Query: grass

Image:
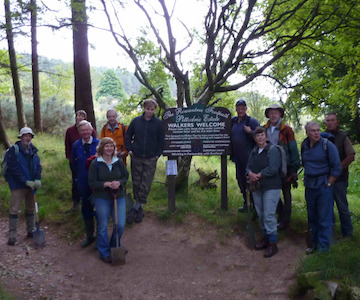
[1,132,360,292]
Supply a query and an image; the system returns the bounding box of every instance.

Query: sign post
[162,103,231,210]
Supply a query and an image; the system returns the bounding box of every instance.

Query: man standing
[65,110,97,210]
[125,99,164,224]
[4,127,42,246]
[71,120,100,247]
[301,121,342,252]
[100,108,128,165]
[230,99,260,212]
[264,104,300,230]
[325,113,355,237]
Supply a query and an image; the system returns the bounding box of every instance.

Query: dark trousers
[277,179,292,223]
[69,162,80,206]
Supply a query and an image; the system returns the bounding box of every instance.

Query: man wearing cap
[100,108,128,165]
[325,113,355,237]
[264,104,300,230]
[4,127,42,246]
[231,99,260,212]
[65,110,97,210]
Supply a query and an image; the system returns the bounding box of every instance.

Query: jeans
[305,186,334,252]
[333,181,353,237]
[252,189,281,243]
[94,197,126,258]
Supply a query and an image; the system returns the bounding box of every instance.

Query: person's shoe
[126,208,137,224]
[81,236,95,248]
[278,221,289,230]
[238,205,247,213]
[27,231,33,238]
[134,207,144,223]
[255,236,269,250]
[7,237,16,246]
[306,247,317,255]
[100,256,112,264]
[264,243,278,258]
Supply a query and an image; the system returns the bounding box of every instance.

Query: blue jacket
[71,137,100,196]
[125,114,164,158]
[231,115,260,163]
[6,141,42,190]
[301,137,342,189]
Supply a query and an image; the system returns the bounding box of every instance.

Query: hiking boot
[264,243,278,258]
[100,256,112,264]
[7,237,16,246]
[238,205,247,213]
[306,247,317,255]
[126,208,137,224]
[81,235,95,248]
[278,221,289,230]
[255,236,269,250]
[135,207,144,223]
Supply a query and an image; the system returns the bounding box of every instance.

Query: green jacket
[88,157,129,200]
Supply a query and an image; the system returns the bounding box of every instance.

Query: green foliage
[269,0,360,140]
[95,69,127,101]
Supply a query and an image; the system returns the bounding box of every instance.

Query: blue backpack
[1,144,19,181]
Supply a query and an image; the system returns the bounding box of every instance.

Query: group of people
[4,97,355,263]
[232,100,355,257]
[5,98,165,265]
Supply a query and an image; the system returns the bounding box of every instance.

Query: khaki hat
[265,104,284,118]
[18,127,34,138]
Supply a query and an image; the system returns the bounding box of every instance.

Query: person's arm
[124,120,135,153]
[328,142,342,183]
[286,127,301,177]
[65,128,71,160]
[88,160,105,191]
[342,137,355,169]
[7,145,27,184]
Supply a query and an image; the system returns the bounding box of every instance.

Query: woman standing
[246,127,282,258]
[88,137,129,264]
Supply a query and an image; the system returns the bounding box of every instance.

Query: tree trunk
[175,156,192,191]
[0,104,11,149]
[31,0,42,132]
[72,0,96,130]
[4,0,26,130]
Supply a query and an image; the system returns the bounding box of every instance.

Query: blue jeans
[252,189,281,243]
[305,186,334,252]
[333,181,353,237]
[94,197,126,258]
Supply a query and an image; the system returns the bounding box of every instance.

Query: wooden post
[167,157,176,212]
[221,154,228,210]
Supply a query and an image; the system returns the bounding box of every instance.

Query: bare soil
[0,214,306,300]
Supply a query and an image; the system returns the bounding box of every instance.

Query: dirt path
[0,214,306,299]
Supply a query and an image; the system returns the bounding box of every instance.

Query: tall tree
[71,0,96,129]
[95,69,127,101]
[4,0,26,130]
[30,0,42,132]
[101,0,355,186]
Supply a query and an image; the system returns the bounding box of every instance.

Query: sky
[0,0,279,99]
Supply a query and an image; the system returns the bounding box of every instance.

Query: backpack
[268,144,287,178]
[1,144,19,181]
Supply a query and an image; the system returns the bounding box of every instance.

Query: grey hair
[106,108,117,117]
[77,120,93,130]
[305,121,319,132]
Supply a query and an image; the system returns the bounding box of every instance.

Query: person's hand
[243,125,251,134]
[34,180,42,189]
[110,181,121,190]
[128,151,133,157]
[248,172,259,183]
[117,151,127,158]
[26,181,35,190]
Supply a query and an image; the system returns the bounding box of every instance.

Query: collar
[82,136,93,145]
[98,156,119,164]
[107,122,119,130]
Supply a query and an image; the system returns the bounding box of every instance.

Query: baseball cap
[235,99,247,106]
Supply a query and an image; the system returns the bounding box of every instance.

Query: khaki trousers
[10,188,35,215]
